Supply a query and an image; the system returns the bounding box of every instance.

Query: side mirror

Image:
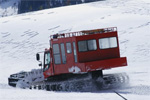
[36,53,40,61]
[39,63,42,67]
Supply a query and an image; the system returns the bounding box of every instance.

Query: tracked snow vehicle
[8,27,128,91]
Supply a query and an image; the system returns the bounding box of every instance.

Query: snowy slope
[0,0,150,99]
[0,0,19,17]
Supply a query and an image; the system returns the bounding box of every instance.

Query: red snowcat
[8,27,128,91]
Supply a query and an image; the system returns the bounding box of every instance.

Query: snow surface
[0,0,19,17]
[0,0,150,99]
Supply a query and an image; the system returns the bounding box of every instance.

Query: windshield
[44,52,51,71]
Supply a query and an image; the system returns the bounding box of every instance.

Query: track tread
[8,71,129,92]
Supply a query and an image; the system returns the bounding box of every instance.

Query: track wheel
[46,85,50,91]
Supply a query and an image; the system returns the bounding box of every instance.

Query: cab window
[87,40,97,50]
[66,43,72,53]
[73,42,77,62]
[53,44,61,64]
[44,52,50,71]
[60,43,66,64]
[78,39,97,52]
[78,41,87,52]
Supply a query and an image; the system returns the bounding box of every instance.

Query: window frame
[99,37,118,50]
[60,43,66,64]
[99,38,110,49]
[87,39,97,51]
[43,52,51,71]
[73,42,77,63]
[78,39,97,52]
[109,37,118,48]
[78,40,88,52]
[66,42,72,54]
[53,44,61,64]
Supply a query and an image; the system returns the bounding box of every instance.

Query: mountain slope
[0,0,150,99]
[0,0,19,17]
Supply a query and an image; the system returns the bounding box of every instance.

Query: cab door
[43,51,54,78]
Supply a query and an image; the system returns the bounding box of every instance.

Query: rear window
[99,37,117,49]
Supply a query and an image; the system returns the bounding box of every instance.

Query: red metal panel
[85,57,127,72]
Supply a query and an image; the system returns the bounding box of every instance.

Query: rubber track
[29,73,129,91]
[8,71,129,92]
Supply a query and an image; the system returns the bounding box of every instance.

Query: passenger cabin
[43,27,127,78]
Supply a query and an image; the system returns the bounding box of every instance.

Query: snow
[16,69,44,88]
[0,0,19,17]
[0,0,150,99]
[0,88,136,100]
[68,66,81,73]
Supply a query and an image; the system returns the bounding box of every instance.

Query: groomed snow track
[8,69,129,92]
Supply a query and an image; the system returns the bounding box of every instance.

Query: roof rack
[50,27,117,39]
